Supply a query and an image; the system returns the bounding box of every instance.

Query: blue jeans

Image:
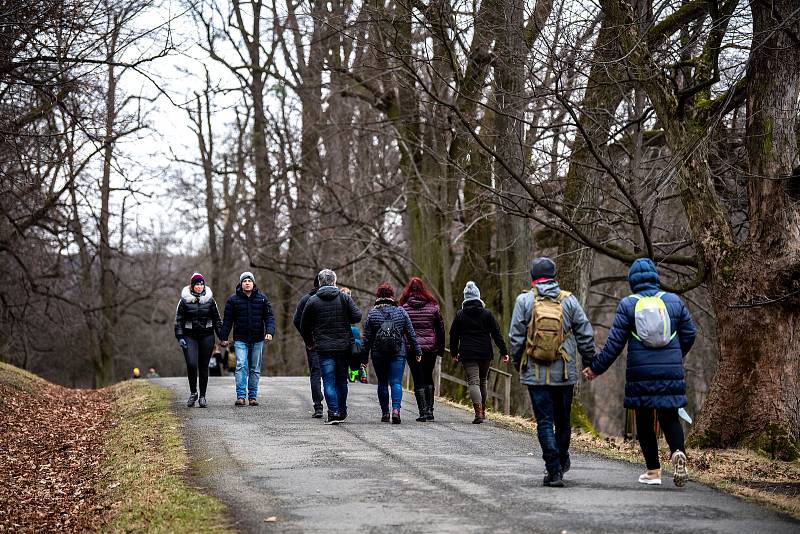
[234,341,264,400]
[528,385,574,474]
[319,352,349,415]
[373,355,406,413]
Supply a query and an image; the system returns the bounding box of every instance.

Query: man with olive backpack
[509,257,596,487]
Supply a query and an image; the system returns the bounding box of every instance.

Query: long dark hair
[398,277,438,305]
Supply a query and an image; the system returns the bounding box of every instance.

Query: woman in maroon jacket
[400,277,445,421]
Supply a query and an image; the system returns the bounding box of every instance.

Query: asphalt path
[153,376,798,533]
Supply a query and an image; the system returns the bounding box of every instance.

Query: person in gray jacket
[508,257,595,487]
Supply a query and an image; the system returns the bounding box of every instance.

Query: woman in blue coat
[584,258,696,487]
[363,283,421,424]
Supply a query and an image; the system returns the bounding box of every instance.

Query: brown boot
[472,403,483,424]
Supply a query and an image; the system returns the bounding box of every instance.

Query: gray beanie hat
[463,281,484,306]
[239,271,255,284]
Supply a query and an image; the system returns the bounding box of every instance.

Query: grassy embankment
[0,362,233,533]
[102,379,234,533]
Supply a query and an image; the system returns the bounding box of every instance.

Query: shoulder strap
[557,290,571,302]
[630,294,642,301]
[655,291,666,298]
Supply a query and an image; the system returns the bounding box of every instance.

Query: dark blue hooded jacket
[590,258,696,409]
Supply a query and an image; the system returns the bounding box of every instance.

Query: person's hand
[415,353,422,363]
[220,340,229,348]
[452,354,459,364]
[178,338,187,349]
[265,334,273,342]
[306,344,315,351]
[582,367,597,381]
[501,354,510,364]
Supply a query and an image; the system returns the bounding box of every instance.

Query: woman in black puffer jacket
[450,281,509,424]
[175,272,221,408]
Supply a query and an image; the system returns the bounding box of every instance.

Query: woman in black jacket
[450,281,509,424]
[175,272,222,408]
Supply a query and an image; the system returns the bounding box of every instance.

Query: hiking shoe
[312,407,324,418]
[235,398,246,406]
[198,396,207,408]
[187,393,198,407]
[391,409,401,424]
[248,398,259,406]
[671,451,688,487]
[325,413,341,425]
[638,469,662,485]
[543,470,564,487]
[381,413,390,423]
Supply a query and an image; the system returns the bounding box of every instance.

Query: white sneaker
[638,469,662,485]
[671,451,688,487]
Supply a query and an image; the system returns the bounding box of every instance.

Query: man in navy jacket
[220,271,276,406]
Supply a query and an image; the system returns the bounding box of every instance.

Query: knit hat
[530,257,556,281]
[190,272,205,285]
[239,271,255,284]
[463,281,483,305]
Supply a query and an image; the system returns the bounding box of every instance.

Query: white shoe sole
[672,452,688,487]
[638,477,662,485]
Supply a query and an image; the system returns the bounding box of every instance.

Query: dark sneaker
[198,397,207,408]
[391,409,401,424]
[248,398,259,406]
[543,470,564,487]
[325,413,341,425]
[339,409,348,422]
[312,407,324,418]
[561,456,571,475]
[235,398,246,406]
[187,393,198,407]
[381,413,390,423]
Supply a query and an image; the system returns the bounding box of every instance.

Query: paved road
[153,376,798,533]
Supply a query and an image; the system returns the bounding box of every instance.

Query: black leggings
[636,408,685,470]
[183,334,215,396]
[408,350,437,390]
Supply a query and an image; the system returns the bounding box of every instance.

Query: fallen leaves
[0,379,113,533]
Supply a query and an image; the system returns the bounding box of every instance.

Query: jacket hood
[405,296,434,309]
[316,285,341,300]
[182,285,213,304]
[533,279,561,299]
[628,258,661,293]
[462,299,485,310]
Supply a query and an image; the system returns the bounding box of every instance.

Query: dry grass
[439,396,800,520]
[102,380,234,533]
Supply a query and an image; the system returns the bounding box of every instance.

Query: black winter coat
[300,285,362,354]
[292,288,318,334]
[449,300,508,360]
[219,285,276,344]
[175,286,221,339]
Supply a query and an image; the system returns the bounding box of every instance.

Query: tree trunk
[557,12,626,306]
[96,19,121,386]
[692,0,800,458]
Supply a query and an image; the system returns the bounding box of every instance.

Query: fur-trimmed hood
[181,285,214,304]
